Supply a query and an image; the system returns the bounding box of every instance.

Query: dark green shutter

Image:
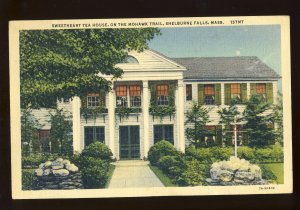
[241,83,247,103]
[225,84,231,105]
[250,83,256,97]
[215,84,221,105]
[198,84,204,106]
[216,125,223,146]
[81,95,87,107]
[100,91,106,107]
[266,83,273,103]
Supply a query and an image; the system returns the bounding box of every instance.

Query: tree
[21,109,42,156]
[185,102,212,147]
[274,91,283,145]
[243,94,276,147]
[218,99,243,146]
[48,108,72,155]
[20,29,160,108]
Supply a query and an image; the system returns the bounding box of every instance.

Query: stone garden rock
[34,158,82,190]
[207,156,267,186]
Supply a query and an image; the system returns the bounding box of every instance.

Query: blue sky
[148,25,281,89]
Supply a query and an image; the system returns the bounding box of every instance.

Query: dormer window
[122,55,139,63]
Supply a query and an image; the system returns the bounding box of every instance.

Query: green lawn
[105,164,116,188]
[149,165,178,187]
[259,163,284,184]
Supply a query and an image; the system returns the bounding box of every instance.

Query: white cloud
[236,50,241,56]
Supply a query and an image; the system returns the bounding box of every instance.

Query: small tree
[218,99,243,146]
[243,94,276,147]
[48,108,72,155]
[185,102,212,147]
[21,109,41,156]
[274,91,283,145]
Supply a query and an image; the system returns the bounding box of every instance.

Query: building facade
[32,49,281,160]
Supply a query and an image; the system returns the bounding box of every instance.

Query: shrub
[254,147,273,163]
[81,142,113,161]
[80,157,110,188]
[157,155,186,179]
[260,165,277,182]
[180,160,209,186]
[22,169,38,190]
[22,153,62,168]
[185,146,211,163]
[209,147,233,162]
[269,143,284,162]
[148,140,179,165]
[237,146,255,161]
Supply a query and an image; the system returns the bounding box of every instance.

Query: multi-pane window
[84,126,105,147]
[256,83,267,100]
[87,92,105,108]
[39,130,50,152]
[230,83,241,100]
[204,85,215,105]
[154,125,174,144]
[205,126,216,145]
[156,84,169,106]
[186,84,192,101]
[116,85,128,107]
[129,85,141,107]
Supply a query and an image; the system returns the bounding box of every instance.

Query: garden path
[108,160,164,188]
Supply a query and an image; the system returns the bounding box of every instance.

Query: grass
[149,165,178,187]
[105,164,116,188]
[259,163,284,184]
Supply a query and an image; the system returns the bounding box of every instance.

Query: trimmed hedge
[180,160,210,186]
[185,146,233,163]
[157,155,186,180]
[81,142,113,161]
[80,157,110,188]
[148,140,180,166]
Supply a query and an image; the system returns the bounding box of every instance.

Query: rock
[53,169,69,176]
[34,168,44,176]
[44,161,52,168]
[62,159,71,165]
[56,158,64,163]
[234,171,255,182]
[210,168,220,180]
[219,170,234,182]
[66,164,78,173]
[43,169,52,176]
[52,164,64,170]
[38,163,45,169]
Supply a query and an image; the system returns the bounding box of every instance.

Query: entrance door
[119,126,140,159]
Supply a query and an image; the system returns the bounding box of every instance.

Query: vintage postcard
[9,16,292,199]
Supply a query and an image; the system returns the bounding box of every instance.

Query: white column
[176,80,185,152]
[143,80,150,158]
[72,96,81,152]
[246,82,251,99]
[221,83,225,105]
[108,90,115,158]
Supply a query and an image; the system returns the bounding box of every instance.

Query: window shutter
[100,91,106,107]
[216,125,223,145]
[266,83,273,103]
[241,83,247,103]
[81,95,87,108]
[215,84,221,105]
[198,84,204,106]
[225,84,231,105]
[250,83,256,97]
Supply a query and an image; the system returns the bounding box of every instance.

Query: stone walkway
[108,160,164,188]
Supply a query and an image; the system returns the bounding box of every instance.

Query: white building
[32,49,281,160]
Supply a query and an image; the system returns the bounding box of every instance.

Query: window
[186,84,192,101]
[129,85,141,107]
[156,84,169,106]
[84,126,105,147]
[87,92,105,108]
[116,85,128,107]
[230,83,241,100]
[38,130,50,152]
[154,125,174,144]
[256,83,267,100]
[204,85,215,105]
[204,126,216,145]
